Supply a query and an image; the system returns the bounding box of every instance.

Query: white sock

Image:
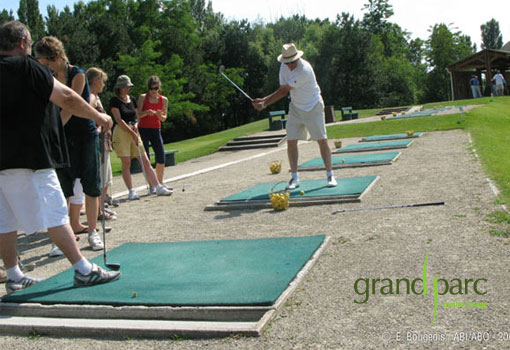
[327,171,334,177]
[129,188,135,193]
[73,258,93,275]
[291,172,299,181]
[6,265,25,282]
[156,184,164,190]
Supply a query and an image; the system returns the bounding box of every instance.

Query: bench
[340,107,359,121]
[268,110,287,130]
[130,149,178,174]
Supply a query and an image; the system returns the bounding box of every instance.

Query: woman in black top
[110,75,172,199]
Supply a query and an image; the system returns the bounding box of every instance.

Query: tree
[481,18,503,50]
[362,0,394,35]
[0,10,15,24]
[424,23,474,102]
[17,0,45,41]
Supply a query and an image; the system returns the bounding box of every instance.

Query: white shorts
[69,178,84,205]
[0,169,69,234]
[286,100,328,141]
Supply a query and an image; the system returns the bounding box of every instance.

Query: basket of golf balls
[269,160,282,174]
[406,130,414,137]
[334,140,343,149]
[269,183,290,211]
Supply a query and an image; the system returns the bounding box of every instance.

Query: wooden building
[447,45,510,100]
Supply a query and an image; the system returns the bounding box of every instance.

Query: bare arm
[252,85,292,111]
[156,96,168,122]
[60,72,86,125]
[50,78,112,131]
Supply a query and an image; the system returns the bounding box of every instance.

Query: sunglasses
[149,86,160,91]
[285,60,298,65]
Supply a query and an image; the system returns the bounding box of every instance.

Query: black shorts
[139,128,165,164]
[57,133,101,198]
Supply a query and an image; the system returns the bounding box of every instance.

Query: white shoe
[49,244,64,257]
[88,230,104,251]
[156,185,173,196]
[150,187,157,195]
[286,178,300,190]
[128,190,139,200]
[327,175,338,187]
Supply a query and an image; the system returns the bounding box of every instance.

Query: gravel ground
[2,129,509,349]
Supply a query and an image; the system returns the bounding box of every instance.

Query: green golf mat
[360,132,422,142]
[2,235,325,307]
[298,152,400,169]
[220,176,377,202]
[333,139,413,153]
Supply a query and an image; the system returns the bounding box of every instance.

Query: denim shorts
[57,133,101,198]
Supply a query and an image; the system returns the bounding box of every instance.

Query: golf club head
[218,65,225,74]
[106,263,121,271]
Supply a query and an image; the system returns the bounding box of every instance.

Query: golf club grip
[411,202,445,207]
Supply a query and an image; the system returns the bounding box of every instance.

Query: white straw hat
[277,43,304,63]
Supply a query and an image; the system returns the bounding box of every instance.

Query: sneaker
[156,185,173,196]
[49,243,64,257]
[128,190,139,200]
[150,186,157,195]
[286,178,300,190]
[73,263,121,287]
[106,195,120,207]
[104,208,117,216]
[97,212,117,221]
[327,175,338,187]
[6,275,43,294]
[88,230,104,251]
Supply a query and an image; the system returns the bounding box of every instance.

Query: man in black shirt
[0,21,120,293]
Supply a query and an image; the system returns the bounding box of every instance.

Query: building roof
[448,48,510,71]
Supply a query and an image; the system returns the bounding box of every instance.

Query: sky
[3,0,510,48]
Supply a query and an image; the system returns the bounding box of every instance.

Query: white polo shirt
[493,73,506,86]
[279,59,322,112]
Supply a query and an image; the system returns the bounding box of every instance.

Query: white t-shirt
[279,59,322,112]
[493,73,506,86]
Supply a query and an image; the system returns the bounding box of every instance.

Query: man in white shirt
[252,43,336,189]
[492,71,506,96]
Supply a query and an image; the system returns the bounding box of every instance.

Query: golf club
[218,65,253,101]
[100,130,120,271]
[131,123,150,195]
[332,201,445,214]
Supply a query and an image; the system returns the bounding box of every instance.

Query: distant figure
[469,75,482,98]
[492,71,506,96]
[110,75,173,199]
[137,76,169,184]
[252,43,336,190]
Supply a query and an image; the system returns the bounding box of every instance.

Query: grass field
[110,97,510,208]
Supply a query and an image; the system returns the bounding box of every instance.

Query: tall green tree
[17,0,45,41]
[481,18,503,50]
[425,23,474,102]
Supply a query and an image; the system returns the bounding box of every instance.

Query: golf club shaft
[101,130,120,270]
[332,201,445,214]
[136,134,150,194]
[220,72,253,101]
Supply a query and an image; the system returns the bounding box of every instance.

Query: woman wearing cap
[251,43,336,190]
[110,75,172,200]
[137,76,169,184]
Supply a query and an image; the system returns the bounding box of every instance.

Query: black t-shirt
[109,95,138,124]
[0,55,70,171]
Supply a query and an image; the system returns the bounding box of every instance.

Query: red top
[138,94,163,129]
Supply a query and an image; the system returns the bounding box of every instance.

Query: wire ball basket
[268,182,290,211]
[406,130,415,137]
[269,160,282,174]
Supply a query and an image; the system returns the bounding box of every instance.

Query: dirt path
[2,128,508,349]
